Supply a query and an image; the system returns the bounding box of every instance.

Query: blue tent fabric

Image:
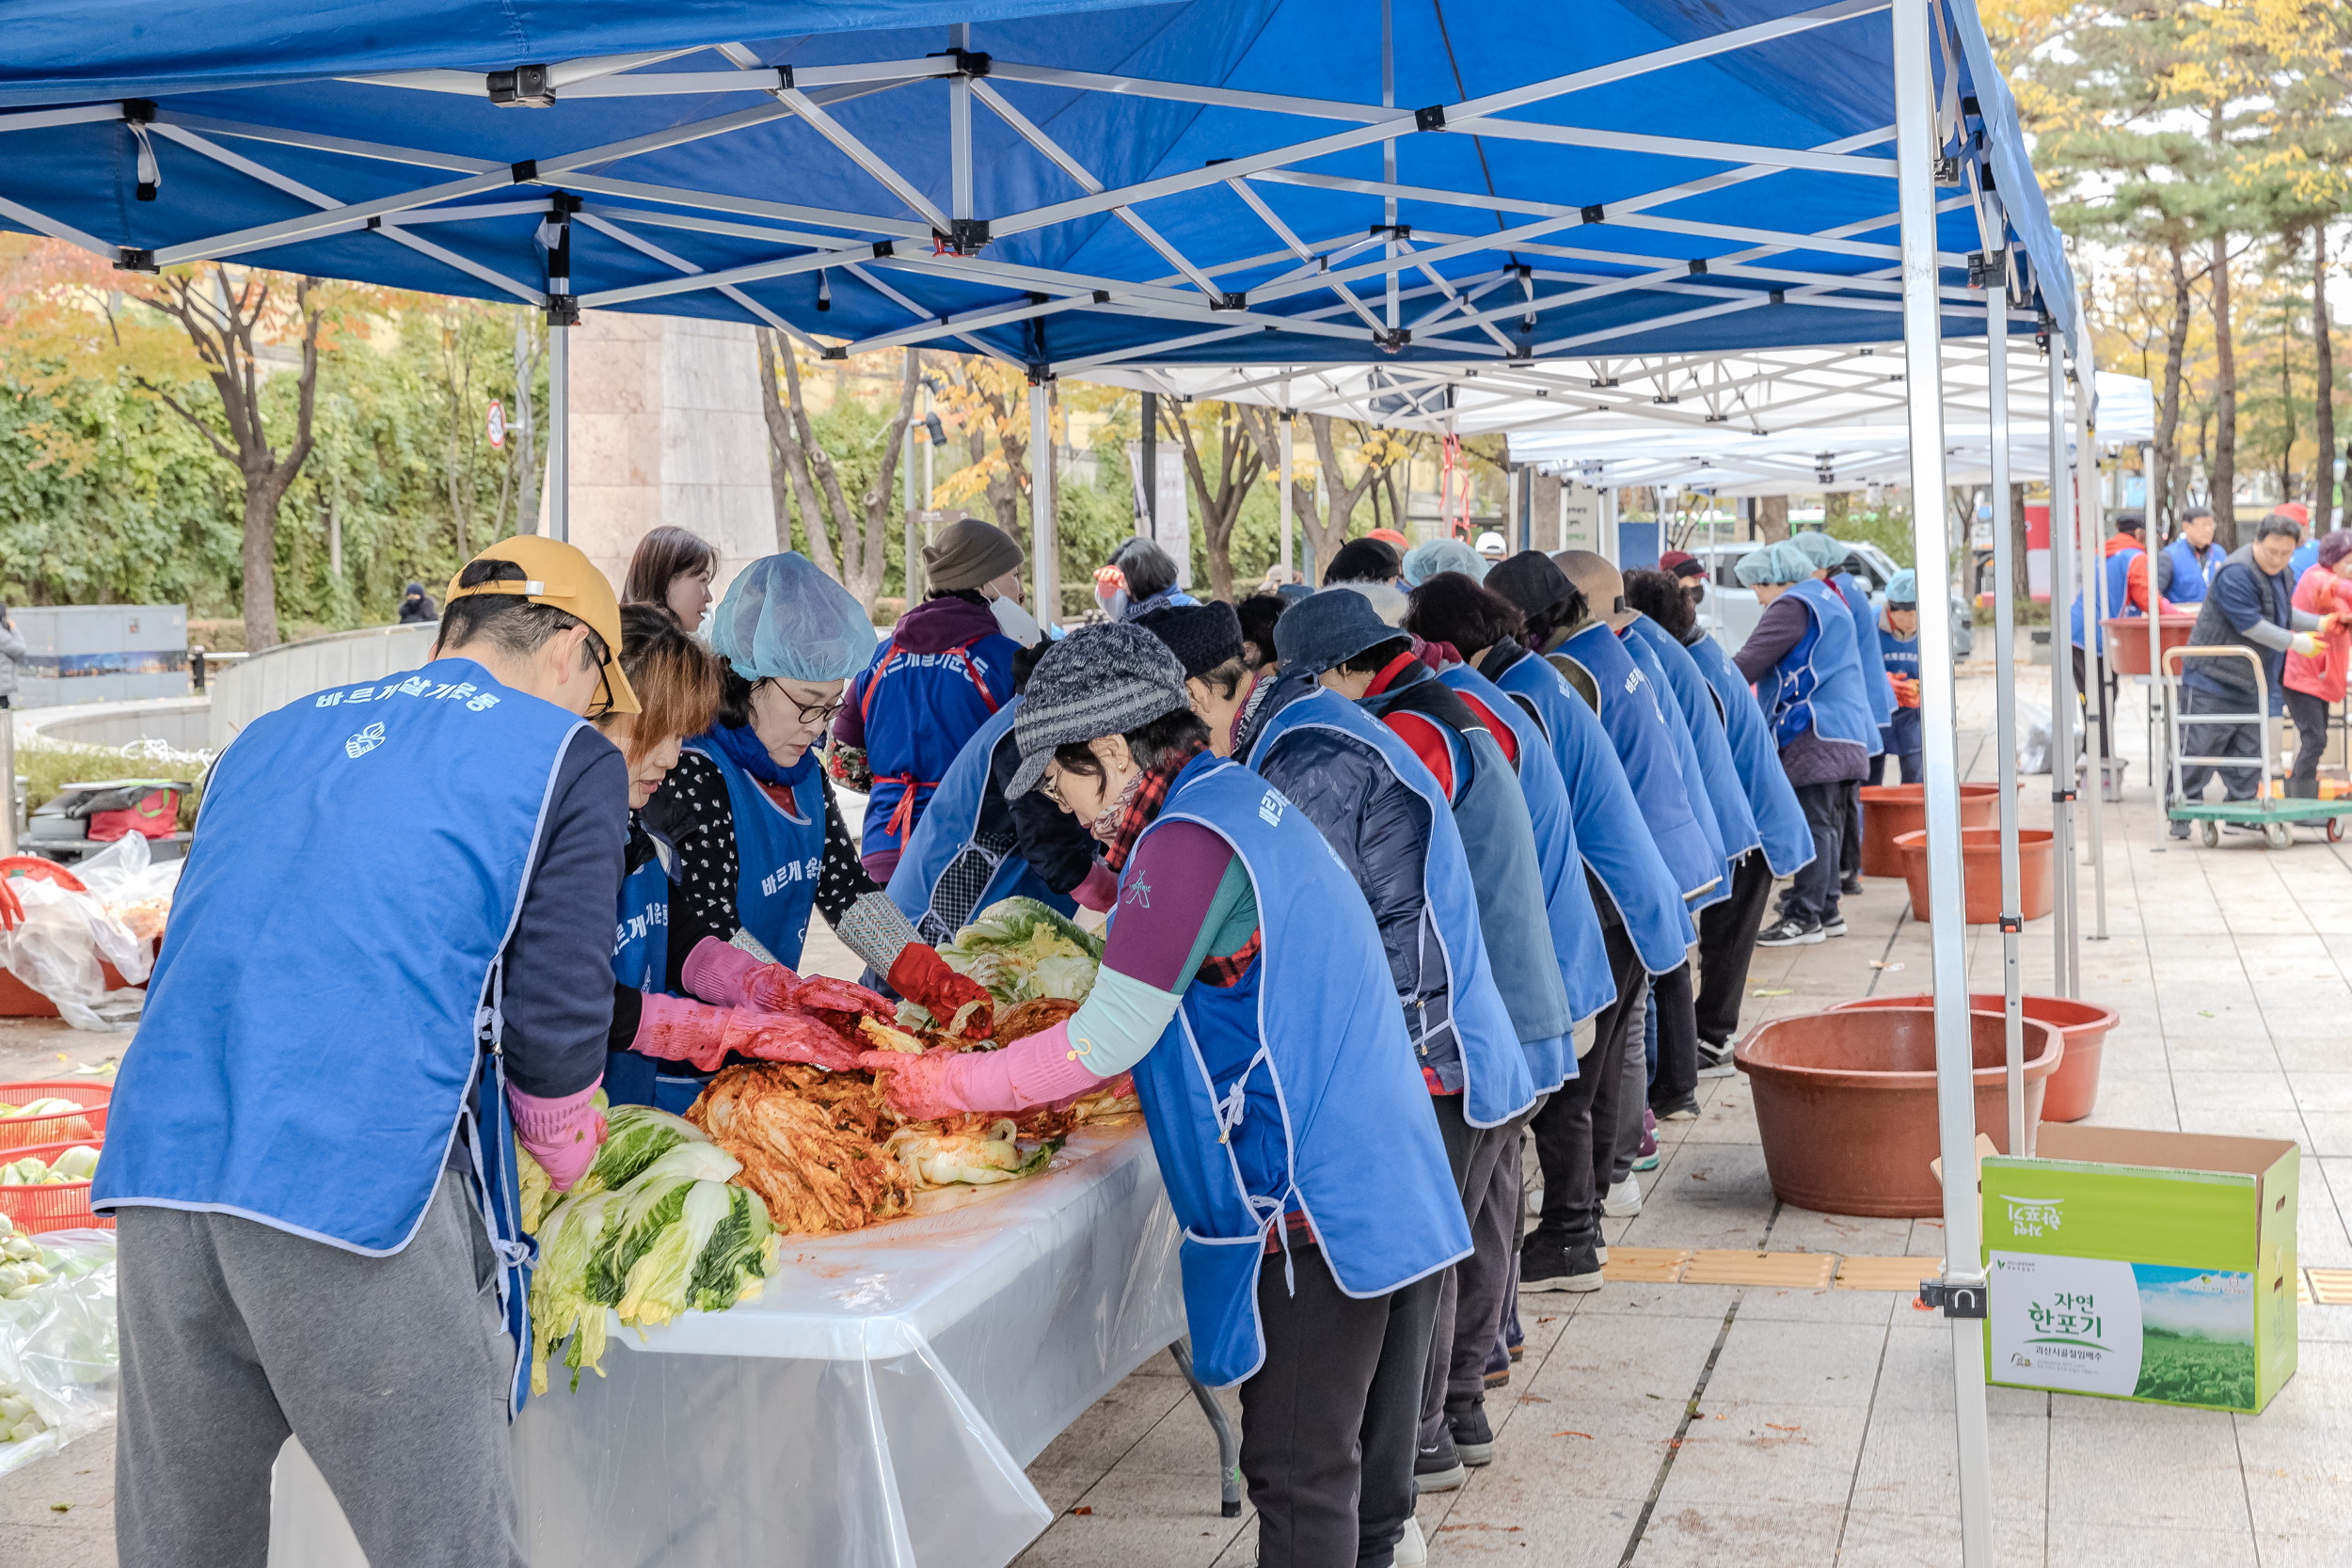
[0,0,2078,368]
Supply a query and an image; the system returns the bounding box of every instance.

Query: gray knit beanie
[1008,623,1192,798]
[923,517,1025,592]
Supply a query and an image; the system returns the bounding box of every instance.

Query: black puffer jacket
[1238,667,1463,1080]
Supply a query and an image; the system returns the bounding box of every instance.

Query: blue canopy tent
[0,4,2080,1562]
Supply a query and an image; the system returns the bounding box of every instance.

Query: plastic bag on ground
[76,832,183,949]
[0,863,155,1030]
[2016,702,2052,776]
[0,1228,118,1475]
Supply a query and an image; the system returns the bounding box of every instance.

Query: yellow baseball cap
[444,536,640,715]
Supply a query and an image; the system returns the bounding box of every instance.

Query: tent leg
[1989,291,2026,1156]
[2046,349,2078,998]
[1030,381,1055,627]
[547,321,569,544]
[2077,370,2110,938]
[1894,2,1994,1563]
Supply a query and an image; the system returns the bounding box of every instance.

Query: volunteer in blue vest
[1733,541,1875,945]
[1549,550,1717,1129]
[1869,568,1924,784]
[1788,531,1888,894]
[884,639,1114,948]
[1484,550,1697,1295]
[1620,569,1814,1073]
[2068,513,2169,763]
[2171,515,2336,829]
[643,554,995,1085]
[2157,506,2223,607]
[1273,587,1567,1503]
[96,537,637,1566]
[859,623,1470,1568]
[830,517,1032,881]
[1195,597,1508,1556]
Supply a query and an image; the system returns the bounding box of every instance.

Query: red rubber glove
[631,993,860,1073]
[679,937,782,1008]
[507,1081,607,1193]
[857,1020,1099,1119]
[887,943,994,1038]
[1893,675,1921,710]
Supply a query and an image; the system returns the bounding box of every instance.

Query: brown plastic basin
[1856,783,2005,879]
[1893,827,2054,924]
[2100,612,2197,677]
[1735,1006,2061,1216]
[1829,991,2117,1124]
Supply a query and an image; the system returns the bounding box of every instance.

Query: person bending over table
[637,553,993,1103]
[863,623,1471,1568]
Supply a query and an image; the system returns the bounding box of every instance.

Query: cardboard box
[1981,1124,2297,1414]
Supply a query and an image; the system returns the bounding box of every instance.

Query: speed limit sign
[486,399,506,449]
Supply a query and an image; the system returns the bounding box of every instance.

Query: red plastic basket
[0,1137,107,1233]
[0,1082,111,1151]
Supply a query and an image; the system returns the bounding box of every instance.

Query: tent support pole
[1141,392,1158,538]
[1989,288,2026,1155]
[1894,0,1993,1561]
[547,322,569,543]
[1279,413,1295,580]
[2076,367,2109,937]
[2047,347,2078,998]
[1030,381,1055,626]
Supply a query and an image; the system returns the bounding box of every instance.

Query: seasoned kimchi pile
[685,980,1136,1238]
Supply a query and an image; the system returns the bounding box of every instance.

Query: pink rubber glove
[856,1019,1104,1120]
[632,992,863,1073]
[508,1081,606,1193]
[680,937,780,1008]
[1072,861,1120,914]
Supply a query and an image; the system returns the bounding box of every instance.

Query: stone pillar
[548,311,778,601]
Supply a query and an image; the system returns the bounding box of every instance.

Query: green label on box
[1982,1161,2253,1270]
[1990,1254,2256,1407]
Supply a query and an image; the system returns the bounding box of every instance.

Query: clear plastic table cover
[269,1120,1183,1568]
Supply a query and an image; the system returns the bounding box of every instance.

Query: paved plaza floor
[5,654,2350,1565]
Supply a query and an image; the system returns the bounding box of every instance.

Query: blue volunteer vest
[1619,630,1730,898]
[1124,755,1471,1387]
[1684,635,1816,878]
[1491,647,1694,974]
[604,827,710,1116]
[1831,573,1892,749]
[94,657,592,1413]
[885,697,1074,945]
[2070,546,2142,654]
[1250,687,1540,1116]
[2163,538,2220,606]
[852,622,1016,863]
[1770,581,1878,752]
[1438,664,1611,1049]
[1623,616,1762,867]
[1552,625,1723,906]
[1877,623,1923,758]
[1359,667,1575,1072]
[684,731,825,970]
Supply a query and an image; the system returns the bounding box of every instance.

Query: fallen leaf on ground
[50,1503,70,1513]
[1551,1431,1594,1439]
[1869,960,1904,971]
[1070,1506,1093,1516]
[2198,1009,2215,1018]
[1519,1393,1551,1403]
[1753,988,1794,997]
[1766,1423,1803,1433]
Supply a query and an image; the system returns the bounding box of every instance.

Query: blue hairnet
[1401,538,1489,587]
[1788,531,1845,570]
[1884,567,1918,606]
[707,553,878,683]
[1733,541,1816,588]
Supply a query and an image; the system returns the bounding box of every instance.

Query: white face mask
[986,590,1043,646]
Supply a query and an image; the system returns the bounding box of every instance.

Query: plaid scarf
[1096,737,1207,873]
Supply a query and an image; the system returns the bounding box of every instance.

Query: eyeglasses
[1039,768,1066,806]
[756,680,844,729]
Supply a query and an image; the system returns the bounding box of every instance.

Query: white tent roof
[1089,341,2150,497]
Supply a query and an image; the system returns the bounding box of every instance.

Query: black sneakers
[1821,912,1849,938]
[1415,1429,1467,1492]
[1696,1037,1737,1078]
[1652,1092,1699,1124]
[1521,1239,1605,1293]
[1447,1401,1496,1466]
[1757,915,1823,946]
[1840,875,1865,895]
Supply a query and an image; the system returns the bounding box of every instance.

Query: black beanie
[1135,600,1244,681]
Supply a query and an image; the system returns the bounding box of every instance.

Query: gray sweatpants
[115,1167,523,1568]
